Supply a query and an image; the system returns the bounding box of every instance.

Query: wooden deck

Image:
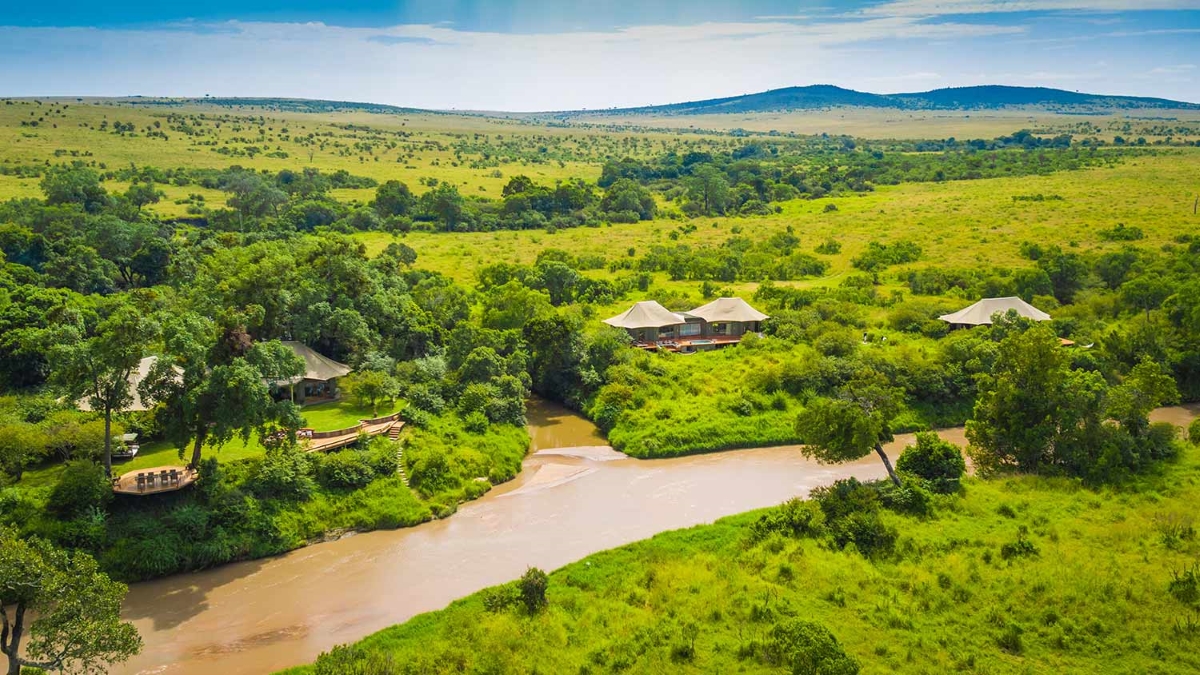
[113,466,197,495]
[302,412,405,453]
[636,335,746,352]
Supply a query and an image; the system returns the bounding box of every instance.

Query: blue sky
[1,1,1198,110]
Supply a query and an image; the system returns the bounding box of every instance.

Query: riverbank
[289,433,1200,674]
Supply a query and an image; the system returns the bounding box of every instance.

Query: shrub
[1000,527,1040,561]
[896,432,966,494]
[519,567,549,613]
[763,619,860,675]
[749,498,826,543]
[1189,418,1200,446]
[831,511,897,558]
[1169,564,1200,605]
[480,582,522,612]
[47,461,112,519]
[811,479,879,522]
[876,481,933,517]
[255,445,316,500]
[316,450,377,490]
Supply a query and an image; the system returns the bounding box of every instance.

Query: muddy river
[112,401,1197,675]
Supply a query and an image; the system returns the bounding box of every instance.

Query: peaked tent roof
[938,297,1051,326]
[687,297,770,323]
[283,341,352,381]
[78,356,173,413]
[603,301,687,329]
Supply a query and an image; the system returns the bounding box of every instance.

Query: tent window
[680,323,701,336]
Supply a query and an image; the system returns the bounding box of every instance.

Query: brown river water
[112,401,1198,675]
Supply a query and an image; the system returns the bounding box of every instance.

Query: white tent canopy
[687,297,769,323]
[282,341,352,382]
[603,301,687,329]
[939,297,1051,326]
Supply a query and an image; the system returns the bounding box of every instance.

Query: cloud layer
[1,2,1197,110]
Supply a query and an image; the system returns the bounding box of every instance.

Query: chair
[169,469,179,485]
[144,472,156,489]
[136,473,146,492]
[160,470,170,487]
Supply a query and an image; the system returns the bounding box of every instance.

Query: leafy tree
[1105,358,1179,438]
[50,298,156,477]
[340,370,398,416]
[765,619,859,675]
[46,461,112,519]
[896,432,966,493]
[1121,275,1172,321]
[40,166,109,213]
[0,422,46,482]
[795,369,904,486]
[141,315,303,468]
[600,178,656,220]
[518,567,549,614]
[685,165,732,216]
[124,182,163,213]
[534,261,579,306]
[372,180,414,217]
[0,528,141,675]
[966,325,1107,475]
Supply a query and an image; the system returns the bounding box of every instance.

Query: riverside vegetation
[1,98,1200,673]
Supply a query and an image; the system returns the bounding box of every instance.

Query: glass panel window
[680,323,701,336]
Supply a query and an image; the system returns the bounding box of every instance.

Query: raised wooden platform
[304,412,404,453]
[113,466,197,495]
[636,335,745,352]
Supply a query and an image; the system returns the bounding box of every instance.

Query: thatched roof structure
[938,297,1051,326]
[687,297,769,323]
[603,301,688,330]
[282,341,352,382]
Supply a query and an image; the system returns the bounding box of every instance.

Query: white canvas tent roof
[78,356,165,413]
[687,297,769,323]
[939,297,1051,326]
[282,341,352,382]
[603,301,687,330]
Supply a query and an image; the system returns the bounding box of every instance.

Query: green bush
[896,432,967,494]
[519,567,549,614]
[749,498,826,543]
[255,445,316,500]
[47,461,111,519]
[764,619,860,675]
[1190,418,1200,446]
[316,450,377,490]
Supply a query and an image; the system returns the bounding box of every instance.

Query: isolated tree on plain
[795,368,904,486]
[140,314,304,468]
[124,182,163,213]
[0,528,142,675]
[50,298,156,477]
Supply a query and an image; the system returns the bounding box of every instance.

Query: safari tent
[280,341,352,403]
[686,297,770,338]
[938,297,1051,328]
[602,301,691,344]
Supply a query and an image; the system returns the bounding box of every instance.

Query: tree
[141,315,303,468]
[50,298,156,477]
[795,369,903,486]
[124,182,162,213]
[1121,275,1172,321]
[372,180,414,217]
[40,167,109,213]
[1105,358,1179,438]
[896,432,966,493]
[686,165,731,216]
[600,178,656,221]
[0,528,141,675]
[340,370,398,416]
[966,325,1107,475]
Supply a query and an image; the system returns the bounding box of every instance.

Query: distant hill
[572,85,1199,116]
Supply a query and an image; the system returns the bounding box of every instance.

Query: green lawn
[300,398,405,431]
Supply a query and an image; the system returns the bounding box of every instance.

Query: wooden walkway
[303,413,405,453]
